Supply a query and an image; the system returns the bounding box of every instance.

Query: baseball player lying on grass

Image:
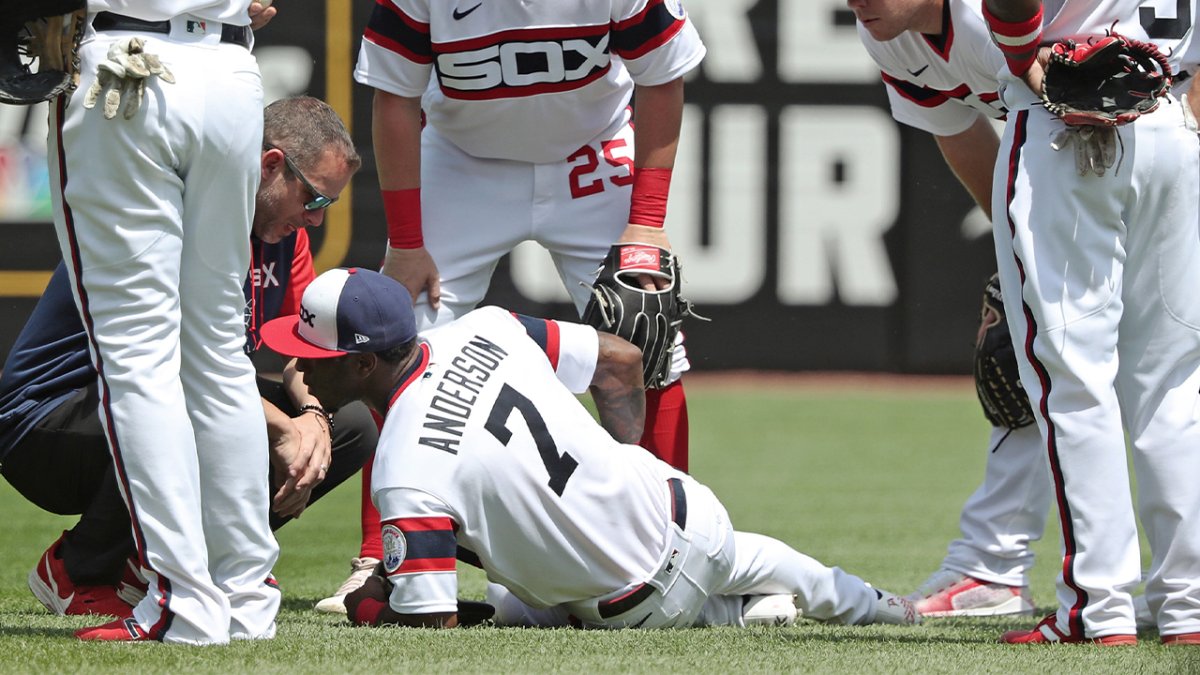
[260,268,922,630]
[0,97,375,624]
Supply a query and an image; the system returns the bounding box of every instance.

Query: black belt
[597,479,688,619]
[92,12,251,49]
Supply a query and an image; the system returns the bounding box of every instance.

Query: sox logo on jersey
[436,30,611,98]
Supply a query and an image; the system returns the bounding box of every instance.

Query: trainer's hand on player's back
[618,223,674,291]
[383,245,441,310]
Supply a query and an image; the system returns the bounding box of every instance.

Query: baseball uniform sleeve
[354,0,434,97]
[376,487,460,615]
[279,229,315,317]
[612,0,706,86]
[881,71,982,136]
[509,313,599,395]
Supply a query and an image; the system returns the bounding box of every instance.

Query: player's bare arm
[934,116,1002,219]
[589,334,647,444]
[619,77,685,290]
[345,575,459,628]
[375,90,440,309]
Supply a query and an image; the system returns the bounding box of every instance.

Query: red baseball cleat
[28,533,135,618]
[909,569,1034,617]
[1162,632,1200,646]
[1001,613,1137,645]
[75,617,150,642]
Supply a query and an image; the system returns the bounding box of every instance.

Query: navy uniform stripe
[364,0,433,64]
[611,0,684,60]
[405,528,458,560]
[881,72,949,107]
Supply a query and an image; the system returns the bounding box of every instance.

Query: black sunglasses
[265,143,337,211]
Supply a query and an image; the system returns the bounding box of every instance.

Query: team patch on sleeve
[364,0,433,64]
[381,517,457,575]
[511,313,561,370]
[611,0,687,60]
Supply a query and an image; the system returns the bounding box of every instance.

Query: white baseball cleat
[741,594,798,627]
[907,569,1033,617]
[314,557,380,614]
[871,589,922,625]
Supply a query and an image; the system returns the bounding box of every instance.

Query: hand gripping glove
[974,274,1035,429]
[1042,32,1171,127]
[582,243,701,390]
[83,36,175,120]
[0,0,85,105]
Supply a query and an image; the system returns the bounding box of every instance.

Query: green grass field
[1,379,1196,673]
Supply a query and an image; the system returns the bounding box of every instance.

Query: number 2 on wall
[485,384,578,496]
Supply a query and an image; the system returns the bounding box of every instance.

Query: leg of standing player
[994,105,1200,639]
[538,111,691,470]
[49,27,278,643]
[911,424,1049,615]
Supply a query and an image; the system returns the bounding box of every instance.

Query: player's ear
[261,146,286,179]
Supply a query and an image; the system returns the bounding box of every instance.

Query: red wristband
[982,3,1042,76]
[628,167,672,229]
[383,188,423,249]
[353,597,387,626]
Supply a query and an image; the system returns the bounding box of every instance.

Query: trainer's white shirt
[87,1,253,24]
[372,307,678,614]
[858,0,1007,136]
[354,0,706,163]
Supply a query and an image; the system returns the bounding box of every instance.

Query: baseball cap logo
[299,305,317,327]
[355,333,370,345]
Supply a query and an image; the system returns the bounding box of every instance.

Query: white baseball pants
[48,19,279,644]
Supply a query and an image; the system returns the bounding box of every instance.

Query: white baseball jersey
[354,0,705,163]
[373,307,675,612]
[858,0,1007,135]
[1041,0,1193,66]
[86,1,254,24]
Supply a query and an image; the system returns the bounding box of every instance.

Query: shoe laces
[333,557,380,597]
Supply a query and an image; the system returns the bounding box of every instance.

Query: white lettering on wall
[777,106,899,305]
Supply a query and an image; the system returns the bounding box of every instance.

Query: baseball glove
[1041,32,1171,127]
[0,0,85,105]
[974,274,1035,429]
[582,243,701,390]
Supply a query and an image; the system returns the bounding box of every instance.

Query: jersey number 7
[485,384,579,496]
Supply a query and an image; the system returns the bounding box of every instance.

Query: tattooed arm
[590,333,647,444]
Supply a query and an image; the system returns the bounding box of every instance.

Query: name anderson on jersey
[418,335,509,455]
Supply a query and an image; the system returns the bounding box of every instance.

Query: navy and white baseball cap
[261,267,416,359]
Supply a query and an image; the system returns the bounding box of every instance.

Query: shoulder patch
[382,524,408,573]
[664,0,686,20]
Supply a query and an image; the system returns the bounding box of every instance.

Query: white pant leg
[173,44,279,641]
[49,32,272,645]
[942,424,1051,586]
[992,104,1200,638]
[712,531,876,625]
[1112,108,1200,637]
[486,583,573,627]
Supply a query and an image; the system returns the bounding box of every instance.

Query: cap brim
[260,316,348,359]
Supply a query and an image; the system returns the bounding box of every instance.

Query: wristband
[353,597,387,626]
[628,167,672,229]
[383,188,423,249]
[982,3,1043,77]
[299,403,335,435]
